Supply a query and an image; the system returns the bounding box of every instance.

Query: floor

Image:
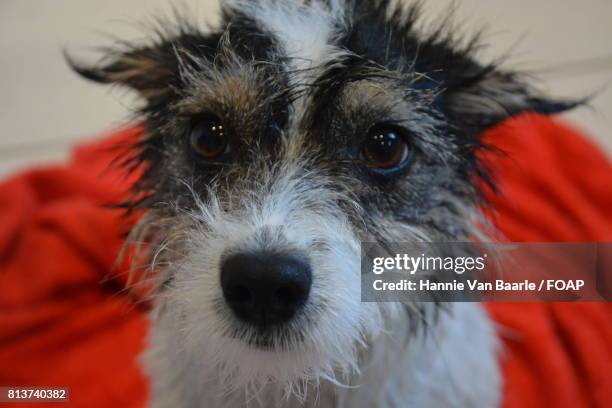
[1,0,611,176]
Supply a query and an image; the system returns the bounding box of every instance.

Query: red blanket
[0,114,610,407]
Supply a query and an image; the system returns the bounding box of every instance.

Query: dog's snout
[220,252,312,326]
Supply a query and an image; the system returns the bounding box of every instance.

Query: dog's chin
[228,321,307,352]
[199,332,321,394]
[194,312,362,392]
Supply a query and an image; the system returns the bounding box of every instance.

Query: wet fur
[69,1,573,407]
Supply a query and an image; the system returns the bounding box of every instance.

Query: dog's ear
[370,1,580,133]
[65,38,195,102]
[442,66,580,134]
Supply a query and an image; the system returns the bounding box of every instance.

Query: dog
[69,1,573,406]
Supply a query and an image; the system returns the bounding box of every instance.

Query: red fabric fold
[479,115,612,408]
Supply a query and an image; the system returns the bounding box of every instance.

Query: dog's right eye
[190,115,228,159]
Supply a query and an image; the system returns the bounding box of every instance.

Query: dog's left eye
[361,125,412,171]
[190,115,228,159]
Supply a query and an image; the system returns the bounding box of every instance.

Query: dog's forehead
[174,0,403,152]
[230,0,348,72]
[228,0,353,133]
[179,0,413,149]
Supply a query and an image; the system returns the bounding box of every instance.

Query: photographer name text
[372,278,585,292]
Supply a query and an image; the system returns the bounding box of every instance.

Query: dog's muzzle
[220,252,312,327]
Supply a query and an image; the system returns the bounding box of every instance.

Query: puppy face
[72,0,569,396]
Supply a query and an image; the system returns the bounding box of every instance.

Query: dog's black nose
[220,252,312,326]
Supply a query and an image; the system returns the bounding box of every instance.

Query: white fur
[142,158,501,407]
[146,296,500,407]
[145,158,393,398]
[228,0,347,72]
